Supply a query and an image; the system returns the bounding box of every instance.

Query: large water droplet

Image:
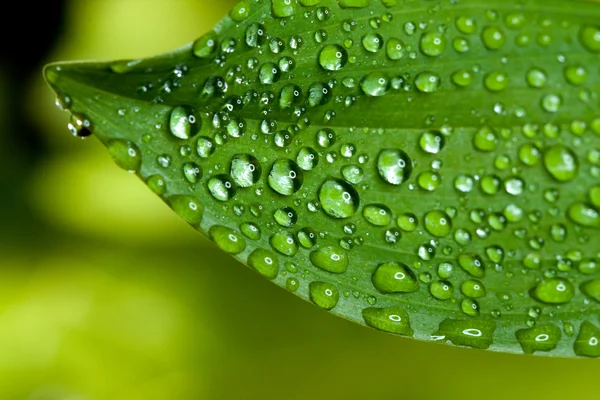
[319,179,360,219]
[270,231,299,256]
[516,325,561,354]
[268,159,304,196]
[107,140,141,172]
[543,145,578,182]
[360,72,390,97]
[208,175,237,201]
[310,246,348,273]
[210,225,246,254]
[170,106,200,140]
[377,149,412,185]
[420,32,446,56]
[579,25,600,53]
[168,195,203,225]
[458,253,485,278]
[424,210,452,238]
[363,204,392,226]
[372,262,419,293]
[248,249,279,279]
[362,306,413,336]
[319,44,348,71]
[434,319,496,349]
[231,154,262,187]
[574,321,600,357]
[531,278,575,304]
[309,281,339,310]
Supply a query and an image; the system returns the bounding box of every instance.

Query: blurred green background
[1,1,598,399]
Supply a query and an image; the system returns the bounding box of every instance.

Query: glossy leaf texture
[44,0,600,357]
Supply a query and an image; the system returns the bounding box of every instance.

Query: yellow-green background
[1,1,598,398]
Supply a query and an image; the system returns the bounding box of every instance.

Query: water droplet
[362,33,383,52]
[434,319,496,349]
[461,298,480,317]
[296,147,319,171]
[458,253,485,278]
[473,126,497,152]
[360,72,390,97]
[579,25,600,53]
[450,69,473,88]
[310,246,348,273]
[420,32,446,56]
[208,175,237,201]
[107,140,141,172]
[456,16,477,34]
[170,106,200,140]
[415,72,441,93]
[67,114,92,137]
[420,130,445,154]
[298,227,317,248]
[210,225,246,254]
[168,195,203,225]
[482,26,505,50]
[248,249,279,279]
[362,306,413,336]
[565,64,588,86]
[429,280,454,300]
[317,128,336,148]
[342,165,364,184]
[454,174,474,193]
[516,325,562,354]
[386,38,406,60]
[245,22,267,47]
[541,93,562,113]
[259,62,280,85]
[319,179,360,219]
[543,145,578,182]
[581,279,600,303]
[193,31,217,58]
[461,279,486,298]
[486,72,509,93]
[268,159,304,196]
[397,213,418,231]
[183,162,203,184]
[526,68,547,88]
[240,222,261,240]
[319,44,348,71]
[270,231,299,256]
[147,175,167,195]
[363,204,392,226]
[377,149,413,185]
[372,262,418,293]
[309,281,340,310]
[574,321,600,357]
[568,202,600,228]
[424,210,452,238]
[274,207,297,228]
[231,154,262,187]
[197,136,216,158]
[519,143,541,166]
[531,278,575,304]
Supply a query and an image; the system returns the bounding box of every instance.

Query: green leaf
[44,0,600,357]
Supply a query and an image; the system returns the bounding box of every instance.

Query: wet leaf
[44,0,600,357]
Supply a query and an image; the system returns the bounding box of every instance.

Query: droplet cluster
[50,0,600,357]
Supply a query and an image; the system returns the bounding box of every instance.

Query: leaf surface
[44,0,600,357]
